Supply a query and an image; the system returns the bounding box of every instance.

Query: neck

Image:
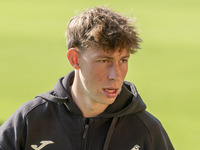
[71,71,108,118]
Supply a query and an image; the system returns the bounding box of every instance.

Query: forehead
[81,47,130,58]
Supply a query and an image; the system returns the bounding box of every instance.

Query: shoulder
[135,110,168,138]
[20,97,47,114]
[135,111,174,149]
[0,97,47,130]
[2,95,64,126]
[0,97,49,149]
[13,97,48,120]
[136,111,163,131]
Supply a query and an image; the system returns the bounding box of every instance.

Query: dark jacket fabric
[0,71,174,150]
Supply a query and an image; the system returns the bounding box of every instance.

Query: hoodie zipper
[82,118,90,150]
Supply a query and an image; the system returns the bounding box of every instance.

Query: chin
[103,98,116,105]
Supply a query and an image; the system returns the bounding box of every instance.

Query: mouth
[103,88,119,98]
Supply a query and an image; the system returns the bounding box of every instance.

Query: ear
[67,48,80,69]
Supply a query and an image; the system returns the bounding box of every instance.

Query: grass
[0,0,200,149]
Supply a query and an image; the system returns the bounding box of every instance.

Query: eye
[98,60,110,63]
[120,59,128,63]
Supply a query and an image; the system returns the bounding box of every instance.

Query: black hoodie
[0,71,174,150]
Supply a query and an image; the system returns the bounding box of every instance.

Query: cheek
[89,64,107,79]
[93,70,106,83]
[82,65,105,85]
[124,67,128,77]
[121,64,128,78]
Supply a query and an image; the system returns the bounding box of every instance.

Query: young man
[0,7,174,150]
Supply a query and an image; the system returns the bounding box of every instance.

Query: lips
[103,88,118,98]
[104,89,116,93]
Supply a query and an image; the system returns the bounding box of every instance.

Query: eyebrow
[96,55,130,60]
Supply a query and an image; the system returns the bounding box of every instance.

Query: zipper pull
[83,124,89,139]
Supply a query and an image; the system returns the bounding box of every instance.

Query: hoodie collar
[52,71,146,117]
[53,71,74,98]
[53,71,83,116]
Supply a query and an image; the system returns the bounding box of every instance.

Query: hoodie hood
[37,71,146,118]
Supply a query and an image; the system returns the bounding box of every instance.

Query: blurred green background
[0,0,199,149]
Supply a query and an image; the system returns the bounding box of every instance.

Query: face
[77,47,130,106]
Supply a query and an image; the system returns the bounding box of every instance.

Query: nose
[108,62,120,81]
